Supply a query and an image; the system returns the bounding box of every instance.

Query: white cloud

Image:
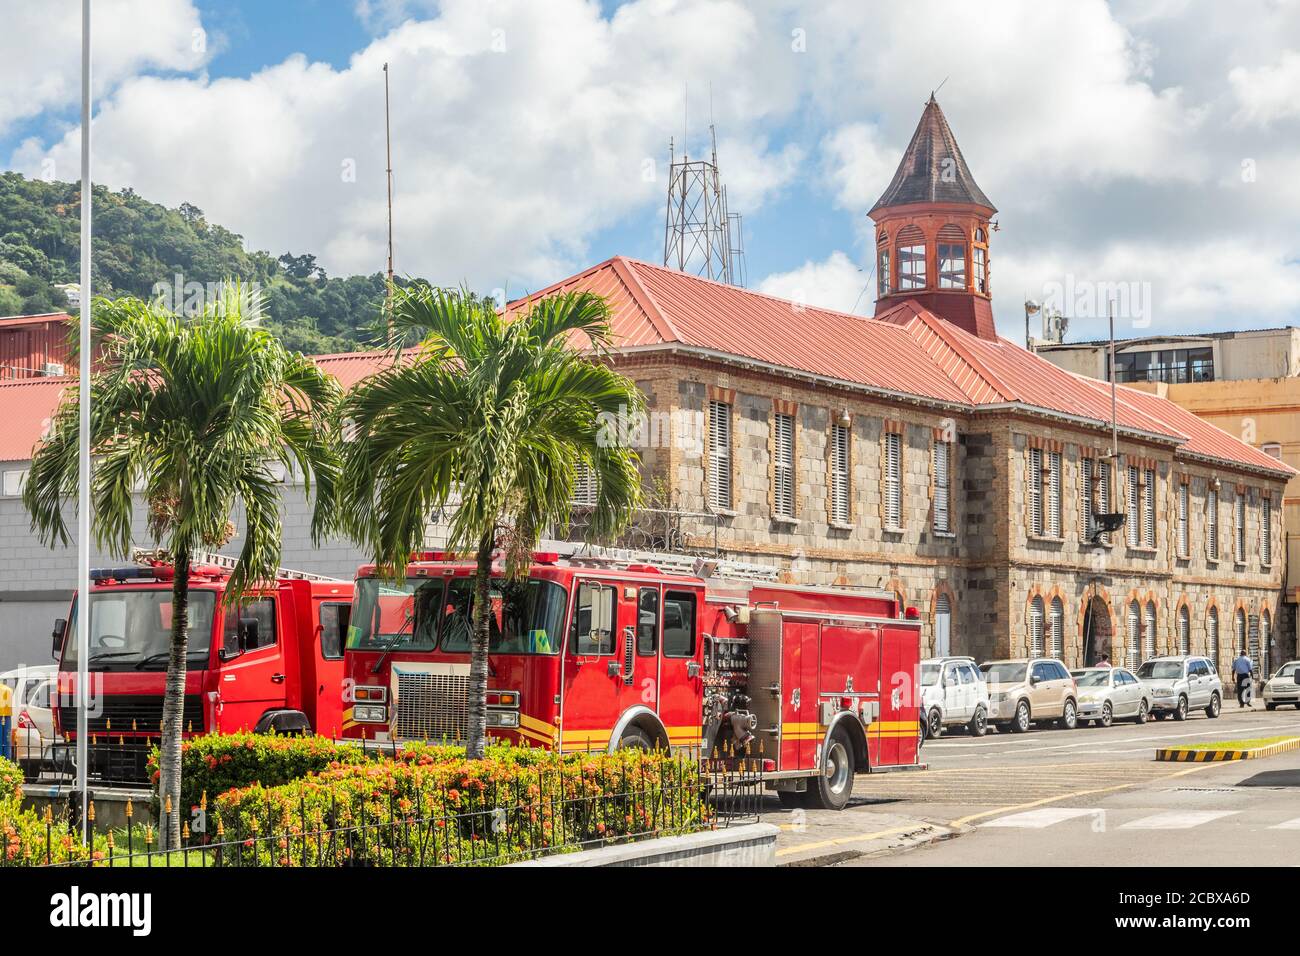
[0,0,210,137]
[1229,51,1300,126]
[757,251,868,315]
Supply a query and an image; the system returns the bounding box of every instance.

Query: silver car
[1070,667,1151,727]
[1263,661,1300,710]
[1135,656,1223,721]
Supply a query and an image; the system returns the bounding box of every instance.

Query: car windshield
[1072,670,1111,687]
[1275,663,1298,679]
[920,662,941,686]
[1137,661,1184,680]
[348,577,443,652]
[437,578,567,655]
[980,663,1026,683]
[63,589,216,671]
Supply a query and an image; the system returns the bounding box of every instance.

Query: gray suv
[1136,655,1223,721]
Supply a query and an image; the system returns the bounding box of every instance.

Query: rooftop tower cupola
[869,95,998,340]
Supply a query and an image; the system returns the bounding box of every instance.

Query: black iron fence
[29,747,763,868]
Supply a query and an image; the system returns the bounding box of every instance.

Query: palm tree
[24,284,342,848]
[340,286,644,759]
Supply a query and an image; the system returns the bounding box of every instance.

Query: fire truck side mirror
[52,618,67,660]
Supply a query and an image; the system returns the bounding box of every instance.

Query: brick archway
[1079,583,1116,667]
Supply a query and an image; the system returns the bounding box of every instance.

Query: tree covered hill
[0,171,418,353]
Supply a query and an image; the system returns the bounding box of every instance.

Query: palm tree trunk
[158,545,190,850]
[464,533,494,760]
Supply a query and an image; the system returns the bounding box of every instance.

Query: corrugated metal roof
[0,377,73,462]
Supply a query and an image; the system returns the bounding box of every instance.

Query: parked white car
[1135,656,1222,721]
[919,656,990,739]
[1263,661,1300,710]
[0,666,60,774]
[1070,667,1151,726]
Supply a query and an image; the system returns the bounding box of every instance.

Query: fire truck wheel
[617,727,655,750]
[967,706,988,737]
[806,728,854,811]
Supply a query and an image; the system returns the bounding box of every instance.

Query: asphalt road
[770,701,1300,866]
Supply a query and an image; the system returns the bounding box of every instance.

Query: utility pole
[1108,299,1118,459]
[76,0,92,842]
[383,62,395,329]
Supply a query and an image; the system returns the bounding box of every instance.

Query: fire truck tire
[617,727,655,750]
[805,727,854,811]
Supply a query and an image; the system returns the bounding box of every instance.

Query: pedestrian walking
[1096,653,1112,669]
[1233,651,1254,707]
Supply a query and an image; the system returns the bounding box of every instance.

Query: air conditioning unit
[41,362,65,376]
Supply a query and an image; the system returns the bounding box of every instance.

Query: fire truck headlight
[486,711,520,728]
[354,704,387,723]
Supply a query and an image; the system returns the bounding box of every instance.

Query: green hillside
[0,171,419,353]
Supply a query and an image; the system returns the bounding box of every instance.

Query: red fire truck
[341,549,922,809]
[53,550,353,784]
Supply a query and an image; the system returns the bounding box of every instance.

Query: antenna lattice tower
[663,127,743,286]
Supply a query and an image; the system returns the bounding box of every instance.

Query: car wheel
[806,727,854,811]
[967,706,988,737]
[1265,703,1277,711]
[1058,699,1078,730]
[1099,702,1113,728]
[926,708,944,740]
[1135,699,1149,724]
[1011,700,1031,733]
[1205,692,1221,719]
[1173,695,1188,721]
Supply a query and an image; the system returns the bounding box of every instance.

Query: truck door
[313,600,349,737]
[215,595,285,731]
[656,589,703,751]
[780,620,820,771]
[879,625,919,766]
[560,580,619,751]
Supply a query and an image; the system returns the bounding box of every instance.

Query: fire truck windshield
[349,578,443,652]
[63,590,217,671]
[437,578,566,655]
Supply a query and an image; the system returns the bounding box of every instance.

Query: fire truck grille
[60,694,205,737]
[395,672,470,742]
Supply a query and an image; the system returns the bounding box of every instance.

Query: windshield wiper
[135,652,173,670]
[86,652,140,666]
[371,615,415,674]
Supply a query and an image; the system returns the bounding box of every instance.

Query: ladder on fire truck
[130,547,347,583]
[539,540,780,585]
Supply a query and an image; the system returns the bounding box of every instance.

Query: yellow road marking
[946,761,1218,828]
[775,822,933,858]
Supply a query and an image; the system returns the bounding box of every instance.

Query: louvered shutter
[1080,460,1094,541]
[1028,448,1043,536]
[1262,497,1272,565]
[831,424,850,523]
[708,401,732,510]
[1142,468,1155,547]
[1050,598,1064,659]
[1143,603,1156,663]
[933,441,951,533]
[884,432,902,528]
[773,413,795,518]
[1028,597,1044,657]
[1207,489,1219,560]
[1177,483,1189,557]
[1127,466,1140,547]
[1127,602,1140,670]
[1235,492,1246,562]
[572,462,597,506]
[1178,606,1190,655]
[1208,610,1219,663]
[1047,451,1062,537]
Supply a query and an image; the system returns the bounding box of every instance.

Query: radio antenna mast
[383,62,395,328]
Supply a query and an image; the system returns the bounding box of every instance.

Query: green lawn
[1176,735,1300,751]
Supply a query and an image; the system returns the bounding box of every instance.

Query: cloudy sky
[3,0,1298,340]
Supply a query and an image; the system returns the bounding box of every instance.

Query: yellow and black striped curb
[1156,737,1300,762]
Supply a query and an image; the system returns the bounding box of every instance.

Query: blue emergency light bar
[90,566,158,583]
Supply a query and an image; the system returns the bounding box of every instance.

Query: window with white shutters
[1028,448,1043,537]
[1262,497,1272,565]
[571,462,598,506]
[1207,488,1219,560]
[773,413,795,519]
[1097,461,1112,544]
[1234,491,1246,562]
[1177,483,1189,557]
[1143,602,1156,663]
[884,432,902,528]
[830,423,851,524]
[708,400,732,510]
[934,593,951,656]
[1028,596,1045,657]
[1259,612,1270,675]
[1235,609,1247,655]
[1047,451,1062,537]
[1127,466,1140,547]
[1178,605,1190,655]
[1208,608,1219,663]
[1080,460,1094,541]
[1126,601,1140,670]
[1049,597,1064,659]
[1142,468,1155,547]
[933,440,951,533]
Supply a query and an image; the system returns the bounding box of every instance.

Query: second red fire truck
[341,548,923,809]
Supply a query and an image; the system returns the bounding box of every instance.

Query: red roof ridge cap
[611,256,681,343]
[903,307,1021,403]
[502,256,625,311]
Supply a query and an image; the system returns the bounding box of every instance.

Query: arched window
[1049,596,1064,660]
[1143,602,1156,663]
[934,592,951,657]
[937,224,967,289]
[1235,608,1247,654]
[1126,600,1140,670]
[973,227,989,294]
[1259,610,1271,675]
[1028,596,1044,657]
[877,231,891,298]
[1177,605,1190,655]
[897,225,926,290]
[1207,607,1219,664]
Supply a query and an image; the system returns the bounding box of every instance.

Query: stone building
[513,97,1294,674]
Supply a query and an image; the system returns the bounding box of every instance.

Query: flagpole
[76,0,92,841]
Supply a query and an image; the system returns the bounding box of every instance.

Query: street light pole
[76,0,92,841]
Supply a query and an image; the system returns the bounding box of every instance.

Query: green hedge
[150,732,558,820]
[210,747,708,866]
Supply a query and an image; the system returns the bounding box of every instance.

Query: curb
[776,820,954,867]
[1155,736,1300,763]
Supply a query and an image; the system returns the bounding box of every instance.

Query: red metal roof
[0,377,73,462]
